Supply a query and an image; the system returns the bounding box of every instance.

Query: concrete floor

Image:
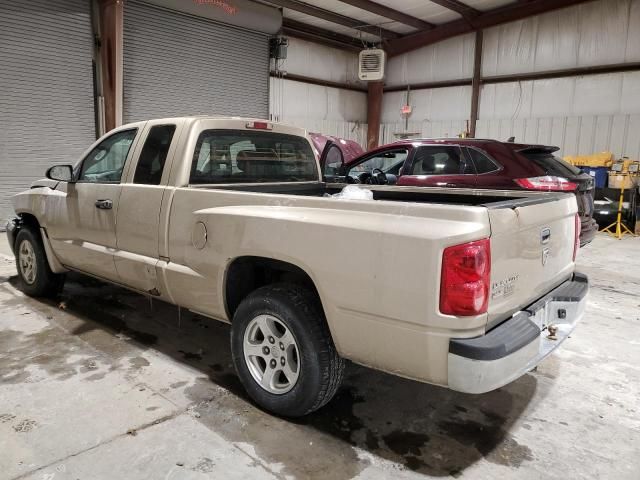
[1,233,639,480]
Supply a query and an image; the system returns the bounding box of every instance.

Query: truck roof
[118,116,310,137]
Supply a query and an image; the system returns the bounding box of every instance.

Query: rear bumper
[580,218,598,246]
[447,272,588,394]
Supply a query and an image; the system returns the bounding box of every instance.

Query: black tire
[231,283,345,417]
[14,227,65,297]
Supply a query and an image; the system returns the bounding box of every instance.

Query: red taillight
[246,121,272,130]
[440,239,491,316]
[515,176,577,191]
[573,213,581,261]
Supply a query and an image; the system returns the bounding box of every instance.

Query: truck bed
[191,182,568,208]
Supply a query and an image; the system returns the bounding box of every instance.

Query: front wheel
[231,283,345,417]
[15,228,65,297]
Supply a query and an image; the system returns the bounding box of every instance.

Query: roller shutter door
[123,1,269,122]
[0,0,96,224]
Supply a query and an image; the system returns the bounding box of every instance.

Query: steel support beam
[382,62,640,91]
[269,72,367,92]
[469,30,483,138]
[282,19,364,51]
[384,78,472,92]
[97,0,124,131]
[367,81,384,150]
[336,0,433,30]
[265,0,399,39]
[428,0,479,18]
[482,62,640,84]
[387,0,594,56]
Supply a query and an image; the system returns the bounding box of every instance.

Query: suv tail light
[440,239,491,316]
[573,213,581,261]
[514,176,577,191]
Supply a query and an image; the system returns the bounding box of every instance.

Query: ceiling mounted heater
[358,48,386,81]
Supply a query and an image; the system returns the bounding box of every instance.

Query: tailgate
[486,194,577,329]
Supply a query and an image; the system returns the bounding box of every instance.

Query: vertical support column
[469,29,483,138]
[366,81,384,150]
[98,0,124,132]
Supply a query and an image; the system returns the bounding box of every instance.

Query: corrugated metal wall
[380,0,640,158]
[0,0,95,223]
[270,38,367,146]
[123,0,270,122]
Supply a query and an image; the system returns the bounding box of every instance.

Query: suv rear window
[521,152,581,176]
[190,130,317,184]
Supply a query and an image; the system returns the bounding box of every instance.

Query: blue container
[580,167,608,188]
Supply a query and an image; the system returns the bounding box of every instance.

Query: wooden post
[98,0,124,132]
[366,81,383,150]
[469,29,483,138]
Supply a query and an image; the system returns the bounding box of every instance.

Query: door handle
[445,183,458,188]
[95,199,113,210]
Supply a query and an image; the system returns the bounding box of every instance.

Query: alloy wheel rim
[18,240,37,285]
[243,314,300,395]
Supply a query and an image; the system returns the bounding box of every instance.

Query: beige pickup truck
[7,117,588,417]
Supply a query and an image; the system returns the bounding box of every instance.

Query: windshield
[190,130,318,184]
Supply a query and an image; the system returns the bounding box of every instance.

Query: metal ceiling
[258,0,597,55]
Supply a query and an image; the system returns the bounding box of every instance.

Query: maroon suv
[338,138,597,245]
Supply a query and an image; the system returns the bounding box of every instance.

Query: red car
[308,132,364,163]
[333,138,597,245]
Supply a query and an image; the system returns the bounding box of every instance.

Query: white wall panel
[573,75,623,117]
[270,39,367,146]
[381,87,471,123]
[385,34,475,87]
[483,0,638,75]
[379,120,468,145]
[280,37,362,85]
[577,0,629,67]
[476,114,640,159]
[530,78,574,117]
[271,78,366,122]
[270,77,367,145]
[480,73,640,121]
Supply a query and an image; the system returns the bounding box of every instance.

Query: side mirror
[46,164,74,183]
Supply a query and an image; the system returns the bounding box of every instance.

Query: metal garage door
[0,0,96,224]
[123,1,269,122]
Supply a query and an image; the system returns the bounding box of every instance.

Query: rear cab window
[190,130,317,184]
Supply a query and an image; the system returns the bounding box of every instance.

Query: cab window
[78,129,137,183]
[190,130,317,184]
[133,125,176,185]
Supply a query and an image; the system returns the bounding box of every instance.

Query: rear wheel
[15,228,65,297]
[231,283,345,417]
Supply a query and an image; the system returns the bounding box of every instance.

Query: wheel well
[13,213,41,249]
[19,213,41,231]
[225,256,321,320]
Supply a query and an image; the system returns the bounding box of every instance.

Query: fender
[39,227,69,274]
